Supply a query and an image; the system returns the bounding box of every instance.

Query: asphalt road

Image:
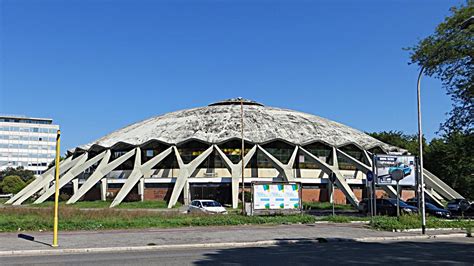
[1,238,473,265]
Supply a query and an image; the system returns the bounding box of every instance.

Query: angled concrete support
[424,170,463,200]
[6,156,74,204]
[67,149,136,204]
[382,185,398,199]
[337,148,463,202]
[215,145,257,209]
[335,148,371,174]
[12,154,88,205]
[34,151,108,204]
[110,147,173,208]
[363,150,373,167]
[336,148,399,202]
[256,145,298,181]
[167,145,215,208]
[300,147,360,208]
[425,189,444,207]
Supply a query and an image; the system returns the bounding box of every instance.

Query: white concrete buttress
[34,151,108,204]
[167,145,215,208]
[215,145,257,209]
[299,147,360,208]
[110,147,173,208]
[256,145,299,181]
[67,149,136,204]
[12,154,88,205]
[6,156,73,204]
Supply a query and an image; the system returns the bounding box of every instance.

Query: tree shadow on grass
[194,239,474,265]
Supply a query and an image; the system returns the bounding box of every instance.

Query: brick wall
[301,187,415,204]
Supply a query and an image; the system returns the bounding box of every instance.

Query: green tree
[1,175,26,194]
[0,167,35,183]
[406,2,473,134]
[424,132,474,198]
[367,131,428,156]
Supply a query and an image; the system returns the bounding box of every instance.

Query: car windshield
[448,199,463,204]
[386,199,410,207]
[201,201,221,207]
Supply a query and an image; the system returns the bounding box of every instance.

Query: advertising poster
[253,184,271,209]
[284,184,300,209]
[253,183,300,210]
[270,184,285,209]
[375,155,416,186]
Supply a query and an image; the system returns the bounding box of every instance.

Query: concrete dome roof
[77,98,400,152]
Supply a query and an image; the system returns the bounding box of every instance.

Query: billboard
[374,155,417,186]
[253,183,301,210]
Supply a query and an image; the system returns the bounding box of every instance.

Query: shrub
[59,193,71,201]
[1,175,26,194]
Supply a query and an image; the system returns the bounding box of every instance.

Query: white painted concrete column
[183,180,190,205]
[138,178,145,202]
[100,178,107,201]
[327,180,334,203]
[72,179,79,195]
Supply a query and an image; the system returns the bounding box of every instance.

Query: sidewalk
[0,223,466,254]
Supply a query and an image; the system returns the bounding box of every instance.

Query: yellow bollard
[52,130,61,247]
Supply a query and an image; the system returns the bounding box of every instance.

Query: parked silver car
[187,200,228,214]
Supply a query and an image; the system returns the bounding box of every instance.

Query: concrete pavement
[0,223,466,253]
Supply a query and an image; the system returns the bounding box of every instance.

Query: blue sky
[0,0,465,152]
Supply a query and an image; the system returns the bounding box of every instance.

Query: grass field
[370,215,473,231]
[0,207,318,232]
[1,205,471,232]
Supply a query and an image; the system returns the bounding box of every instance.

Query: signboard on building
[374,155,417,186]
[253,183,301,210]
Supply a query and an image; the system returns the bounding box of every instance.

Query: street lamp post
[240,98,246,215]
[416,16,473,235]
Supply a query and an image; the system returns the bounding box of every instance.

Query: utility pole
[240,98,245,215]
[52,130,61,247]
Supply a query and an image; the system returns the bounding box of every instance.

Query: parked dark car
[406,199,451,219]
[447,199,473,215]
[360,198,418,216]
[406,197,443,208]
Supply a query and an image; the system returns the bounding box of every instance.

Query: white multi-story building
[0,115,59,174]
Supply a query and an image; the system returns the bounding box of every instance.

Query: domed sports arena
[7,98,462,208]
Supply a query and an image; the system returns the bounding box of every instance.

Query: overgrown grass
[0,198,8,205]
[321,215,369,223]
[0,207,319,232]
[32,200,181,209]
[370,215,474,231]
[303,201,354,210]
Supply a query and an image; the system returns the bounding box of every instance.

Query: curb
[394,228,463,233]
[0,233,467,257]
[354,233,467,242]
